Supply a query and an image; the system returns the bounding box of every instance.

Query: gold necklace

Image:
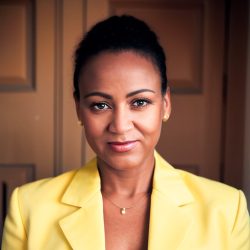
[102,193,150,215]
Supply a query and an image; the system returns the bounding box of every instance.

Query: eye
[132,98,152,108]
[91,102,111,111]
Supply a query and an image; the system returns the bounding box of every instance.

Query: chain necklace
[102,192,150,215]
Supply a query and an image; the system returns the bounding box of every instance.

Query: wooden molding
[0,0,35,91]
[110,1,204,94]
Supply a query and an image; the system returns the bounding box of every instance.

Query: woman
[2,15,250,250]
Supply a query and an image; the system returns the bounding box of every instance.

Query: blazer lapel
[58,153,195,249]
[148,153,195,250]
[59,159,105,250]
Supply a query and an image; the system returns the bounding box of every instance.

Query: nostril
[108,116,133,134]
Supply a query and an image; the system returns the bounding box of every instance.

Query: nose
[108,108,133,134]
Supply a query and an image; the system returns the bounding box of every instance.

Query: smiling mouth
[108,141,138,153]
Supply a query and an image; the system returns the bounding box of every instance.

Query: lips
[108,140,137,153]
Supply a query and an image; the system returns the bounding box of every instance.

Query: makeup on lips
[108,140,138,153]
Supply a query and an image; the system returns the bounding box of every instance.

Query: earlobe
[162,114,169,122]
[77,120,83,126]
[163,87,171,120]
[74,94,82,122]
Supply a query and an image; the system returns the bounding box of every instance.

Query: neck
[98,155,155,197]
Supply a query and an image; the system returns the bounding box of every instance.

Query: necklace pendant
[120,208,126,215]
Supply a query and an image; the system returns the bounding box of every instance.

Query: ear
[74,93,82,122]
[162,87,171,121]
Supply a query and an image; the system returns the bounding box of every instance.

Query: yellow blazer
[2,152,250,249]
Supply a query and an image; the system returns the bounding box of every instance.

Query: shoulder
[14,157,98,209]
[177,169,250,247]
[153,149,250,247]
[154,152,248,220]
[178,169,249,224]
[3,168,80,243]
[178,168,240,202]
[9,169,79,216]
[18,169,78,198]
[155,153,250,246]
[155,151,241,202]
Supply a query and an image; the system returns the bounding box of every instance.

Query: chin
[98,150,153,171]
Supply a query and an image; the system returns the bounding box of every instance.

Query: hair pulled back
[73,15,167,100]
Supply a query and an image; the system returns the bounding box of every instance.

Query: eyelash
[90,102,111,111]
[131,98,152,108]
[89,98,153,111]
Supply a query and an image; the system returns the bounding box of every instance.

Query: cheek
[84,120,103,138]
[136,110,163,136]
[83,120,105,153]
[82,112,108,139]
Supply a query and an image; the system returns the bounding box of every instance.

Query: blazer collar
[61,158,100,207]
[59,153,195,249]
[148,152,195,249]
[152,151,194,206]
[59,158,105,250]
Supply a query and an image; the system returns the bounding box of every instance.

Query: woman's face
[76,51,171,171]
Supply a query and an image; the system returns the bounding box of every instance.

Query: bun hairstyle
[73,15,167,100]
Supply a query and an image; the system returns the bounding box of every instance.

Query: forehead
[79,51,161,93]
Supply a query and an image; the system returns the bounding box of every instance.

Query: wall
[243,0,250,205]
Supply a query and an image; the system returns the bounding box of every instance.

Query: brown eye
[132,99,151,108]
[91,102,110,110]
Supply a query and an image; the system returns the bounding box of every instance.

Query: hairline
[76,48,166,97]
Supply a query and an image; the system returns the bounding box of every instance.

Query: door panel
[0,0,56,235]
[0,0,85,237]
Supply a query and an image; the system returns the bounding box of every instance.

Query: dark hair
[73,15,167,100]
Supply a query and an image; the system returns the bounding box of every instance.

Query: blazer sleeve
[230,190,250,249]
[1,187,27,250]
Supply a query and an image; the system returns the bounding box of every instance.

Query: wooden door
[0,0,85,238]
[0,0,55,235]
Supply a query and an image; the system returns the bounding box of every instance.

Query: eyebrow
[83,89,156,99]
